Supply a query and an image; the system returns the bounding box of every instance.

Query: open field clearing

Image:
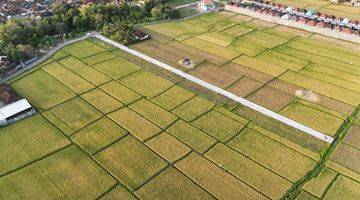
[1,32,359,199]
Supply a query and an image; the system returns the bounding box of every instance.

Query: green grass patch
[50,97,102,131]
[63,40,105,58]
[81,88,123,114]
[95,136,167,191]
[108,107,161,141]
[42,61,94,94]
[205,143,293,199]
[166,120,216,153]
[151,85,195,111]
[119,70,173,98]
[172,96,214,121]
[52,50,69,60]
[0,115,70,175]
[37,146,116,199]
[11,69,76,110]
[135,167,214,199]
[192,110,245,142]
[146,132,191,162]
[93,57,141,79]
[71,117,127,155]
[59,56,111,86]
[129,98,177,128]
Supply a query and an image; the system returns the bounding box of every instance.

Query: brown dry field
[227,77,264,97]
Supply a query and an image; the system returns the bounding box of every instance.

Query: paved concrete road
[1,35,90,83]
[95,33,334,143]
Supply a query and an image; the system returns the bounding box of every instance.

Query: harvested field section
[59,56,111,86]
[42,61,94,94]
[228,127,316,182]
[330,143,360,174]
[222,62,274,83]
[135,167,215,200]
[50,97,102,131]
[71,117,128,155]
[189,61,242,88]
[95,136,167,191]
[0,115,70,175]
[175,153,268,200]
[205,143,293,199]
[11,69,75,109]
[108,107,161,141]
[343,125,360,150]
[227,77,264,97]
[246,86,295,112]
[37,146,116,199]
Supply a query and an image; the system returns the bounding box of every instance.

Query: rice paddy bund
[1,12,360,200]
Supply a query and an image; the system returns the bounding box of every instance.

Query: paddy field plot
[1,28,360,199]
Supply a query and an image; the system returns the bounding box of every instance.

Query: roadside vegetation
[0,1,179,74]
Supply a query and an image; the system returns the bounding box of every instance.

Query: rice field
[1,17,359,199]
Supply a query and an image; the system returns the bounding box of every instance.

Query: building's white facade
[0,99,36,126]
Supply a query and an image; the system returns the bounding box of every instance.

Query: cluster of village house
[229,0,360,35]
[0,0,113,23]
[0,83,35,126]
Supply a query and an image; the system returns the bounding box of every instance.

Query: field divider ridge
[94,33,334,143]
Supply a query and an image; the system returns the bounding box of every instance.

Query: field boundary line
[94,33,334,143]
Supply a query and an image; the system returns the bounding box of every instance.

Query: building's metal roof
[0,99,32,121]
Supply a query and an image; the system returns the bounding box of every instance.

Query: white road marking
[97,34,334,143]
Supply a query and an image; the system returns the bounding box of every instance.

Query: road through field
[95,33,334,144]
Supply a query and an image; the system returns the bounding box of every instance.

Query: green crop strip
[282,105,360,200]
